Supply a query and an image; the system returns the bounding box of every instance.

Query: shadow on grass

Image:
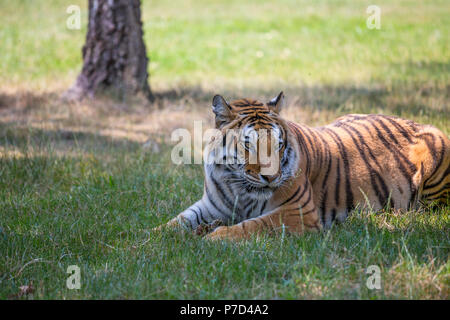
[0,91,56,111]
[0,81,448,153]
[0,121,143,156]
[0,82,448,114]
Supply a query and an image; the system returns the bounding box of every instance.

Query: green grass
[0,0,449,299]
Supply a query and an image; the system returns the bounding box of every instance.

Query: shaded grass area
[1,82,448,134]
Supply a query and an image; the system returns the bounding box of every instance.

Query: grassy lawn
[0,0,449,299]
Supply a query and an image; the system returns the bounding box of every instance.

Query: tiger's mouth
[244,184,274,192]
[243,184,275,199]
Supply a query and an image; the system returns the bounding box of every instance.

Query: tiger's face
[209,92,298,199]
[237,122,284,187]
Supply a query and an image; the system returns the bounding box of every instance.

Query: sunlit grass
[0,0,448,88]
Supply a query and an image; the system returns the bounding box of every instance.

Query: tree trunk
[65,0,154,101]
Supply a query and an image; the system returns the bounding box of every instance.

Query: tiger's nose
[260,174,277,183]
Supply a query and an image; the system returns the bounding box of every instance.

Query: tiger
[155,92,450,240]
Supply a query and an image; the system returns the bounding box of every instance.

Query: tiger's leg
[206,179,322,240]
[153,199,222,233]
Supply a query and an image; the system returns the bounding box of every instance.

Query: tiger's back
[292,113,450,227]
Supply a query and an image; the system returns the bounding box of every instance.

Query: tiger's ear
[212,94,234,128]
[267,91,285,114]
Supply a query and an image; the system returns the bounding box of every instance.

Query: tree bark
[65,0,154,101]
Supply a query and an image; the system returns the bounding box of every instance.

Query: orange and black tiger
[156,92,450,240]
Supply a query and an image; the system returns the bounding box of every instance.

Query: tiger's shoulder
[318,113,450,157]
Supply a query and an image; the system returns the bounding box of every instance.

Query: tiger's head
[206,92,300,199]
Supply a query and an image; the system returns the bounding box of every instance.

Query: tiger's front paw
[195,219,224,236]
[205,226,229,240]
[205,225,247,241]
